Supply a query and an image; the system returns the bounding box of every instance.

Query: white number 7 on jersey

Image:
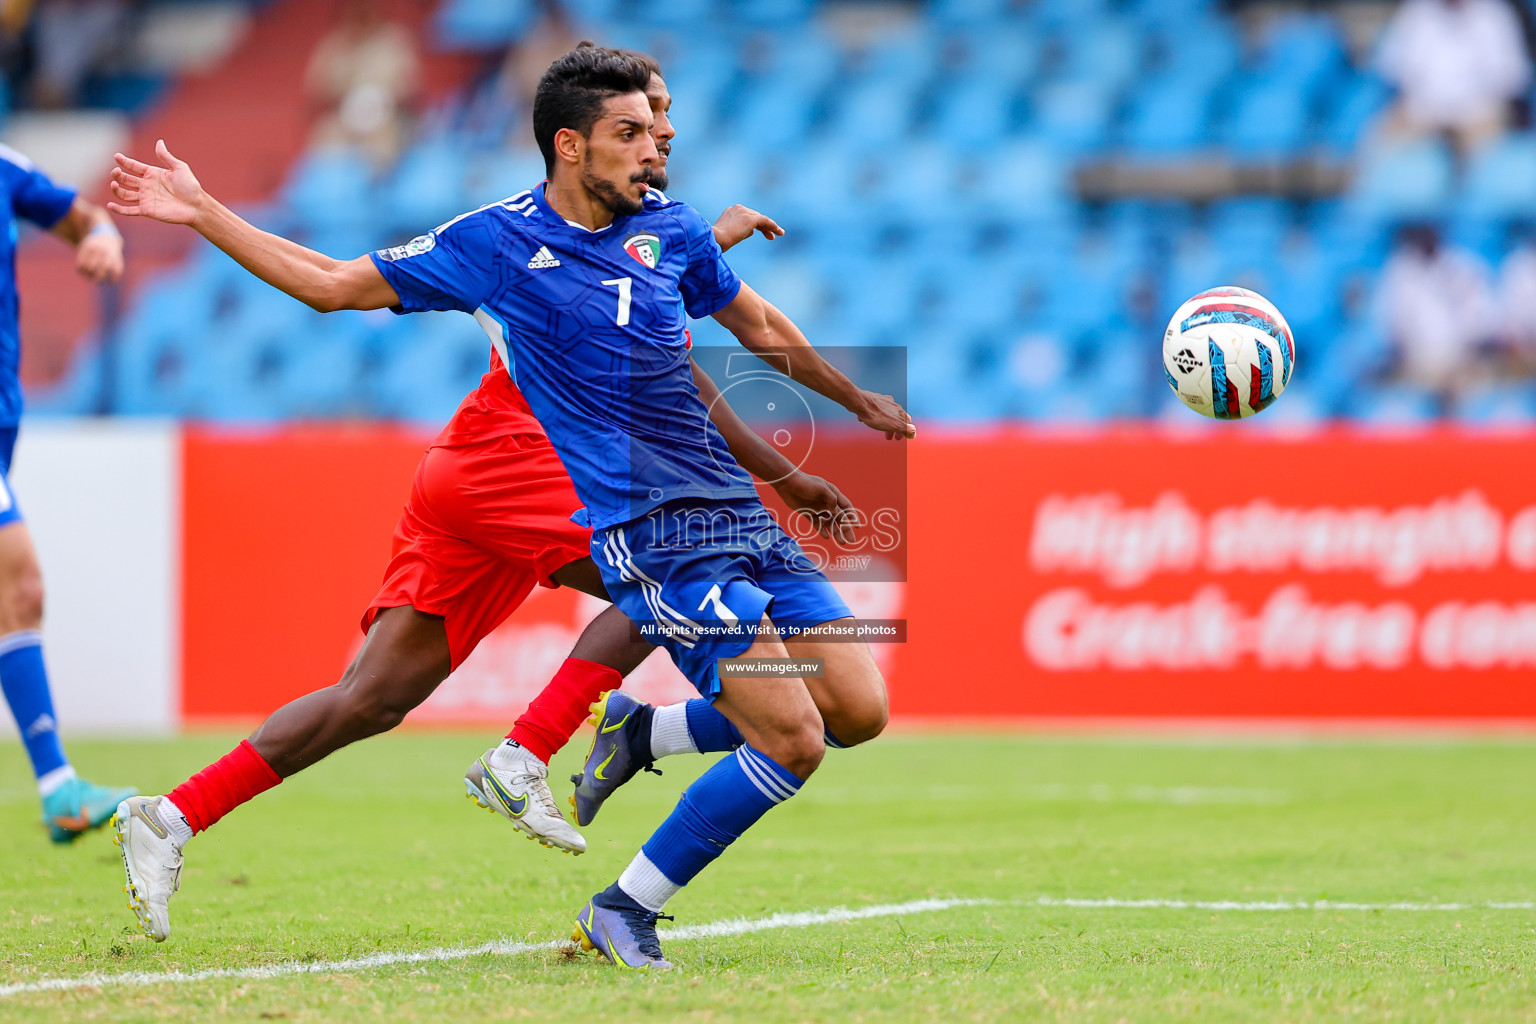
[601,277,632,326]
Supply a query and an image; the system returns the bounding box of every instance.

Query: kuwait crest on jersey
[623,232,661,270]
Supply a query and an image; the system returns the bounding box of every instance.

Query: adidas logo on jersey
[527,246,561,269]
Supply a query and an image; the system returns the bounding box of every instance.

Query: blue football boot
[43,776,137,844]
[572,883,674,969]
[570,689,660,826]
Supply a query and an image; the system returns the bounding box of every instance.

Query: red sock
[167,739,282,834]
[509,657,622,763]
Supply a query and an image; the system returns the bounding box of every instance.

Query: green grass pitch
[1,729,1534,1021]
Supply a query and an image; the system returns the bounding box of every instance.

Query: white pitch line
[0,897,995,998]
[1031,896,1536,912]
[3,894,1532,998]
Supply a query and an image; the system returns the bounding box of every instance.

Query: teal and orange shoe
[570,690,660,827]
[572,884,673,969]
[42,776,136,844]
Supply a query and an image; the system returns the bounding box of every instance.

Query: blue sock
[824,728,849,749]
[684,698,743,753]
[617,744,802,909]
[0,631,69,787]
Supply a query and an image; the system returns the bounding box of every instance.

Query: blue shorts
[0,427,23,528]
[594,497,852,699]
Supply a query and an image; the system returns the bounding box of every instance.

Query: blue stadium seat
[734,0,814,26]
[1322,75,1390,153]
[381,140,470,232]
[1451,384,1536,426]
[1347,139,1455,223]
[1265,232,1343,339]
[629,0,715,27]
[926,74,1021,148]
[469,146,550,205]
[433,0,534,50]
[1253,14,1346,94]
[866,140,958,206]
[1208,198,1292,256]
[1348,384,1439,425]
[283,151,374,229]
[928,0,1011,26]
[1458,134,1536,221]
[1031,78,1118,154]
[944,27,1041,87]
[1058,19,1145,94]
[967,141,1068,216]
[1222,75,1312,157]
[1121,75,1212,153]
[1162,230,1234,311]
[824,76,923,147]
[723,78,824,150]
[1147,16,1239,88]
[372,313,490,425]
[1032,0,1113,26]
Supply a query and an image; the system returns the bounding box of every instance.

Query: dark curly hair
[532,43,653,174]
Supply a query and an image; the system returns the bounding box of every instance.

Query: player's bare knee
[0,568,44,631]
[829,695,888,747]
[766,717,826,779]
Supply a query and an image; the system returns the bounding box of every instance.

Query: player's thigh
[548,556,610,600]
[342,605,452,710]
[0,519,39,582]
[783,625,889,745]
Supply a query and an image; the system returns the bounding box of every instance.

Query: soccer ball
[1162,286,1295,419]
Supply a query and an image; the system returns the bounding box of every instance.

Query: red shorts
[362,434,591,669]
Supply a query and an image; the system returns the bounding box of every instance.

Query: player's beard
[651,142,670,192]
[583,153,649,218]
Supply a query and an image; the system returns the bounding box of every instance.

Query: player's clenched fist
[74,229,122,284]
[108,140,205,227]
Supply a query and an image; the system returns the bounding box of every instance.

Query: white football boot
[464,742,586,854]
[111,796,184,942]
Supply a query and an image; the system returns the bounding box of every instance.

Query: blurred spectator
[305,0,420,167]
[1375,223,1498,393]
[1497,228,1536,369]
[455,0,579,148]
[20,0,128,108]
[1375,0,1532,155]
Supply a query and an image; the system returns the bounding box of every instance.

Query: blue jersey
[371,184,755,529]
[0,145,75,426]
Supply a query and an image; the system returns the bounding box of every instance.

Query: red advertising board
[181,427,1536,724]
[899,430,1536,720]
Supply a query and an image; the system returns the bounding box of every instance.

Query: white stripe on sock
[617,851,681,912]
[0,629,42,658]
[733,749,792,804]
[36,764,75,797]
[737,748,798,802]
[159,797,195,845]
[649,703,696,759]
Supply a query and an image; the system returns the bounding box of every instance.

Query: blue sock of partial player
[648,698,742,758]
[684,698,743,752]
[617,744,802,910]
[0,630,71,793]
[823,728,849,749]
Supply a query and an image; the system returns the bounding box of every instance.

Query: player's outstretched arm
[51,198,124,284]
[692,358,858,544]
[711,282,916,440]
[108,141,398,313]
